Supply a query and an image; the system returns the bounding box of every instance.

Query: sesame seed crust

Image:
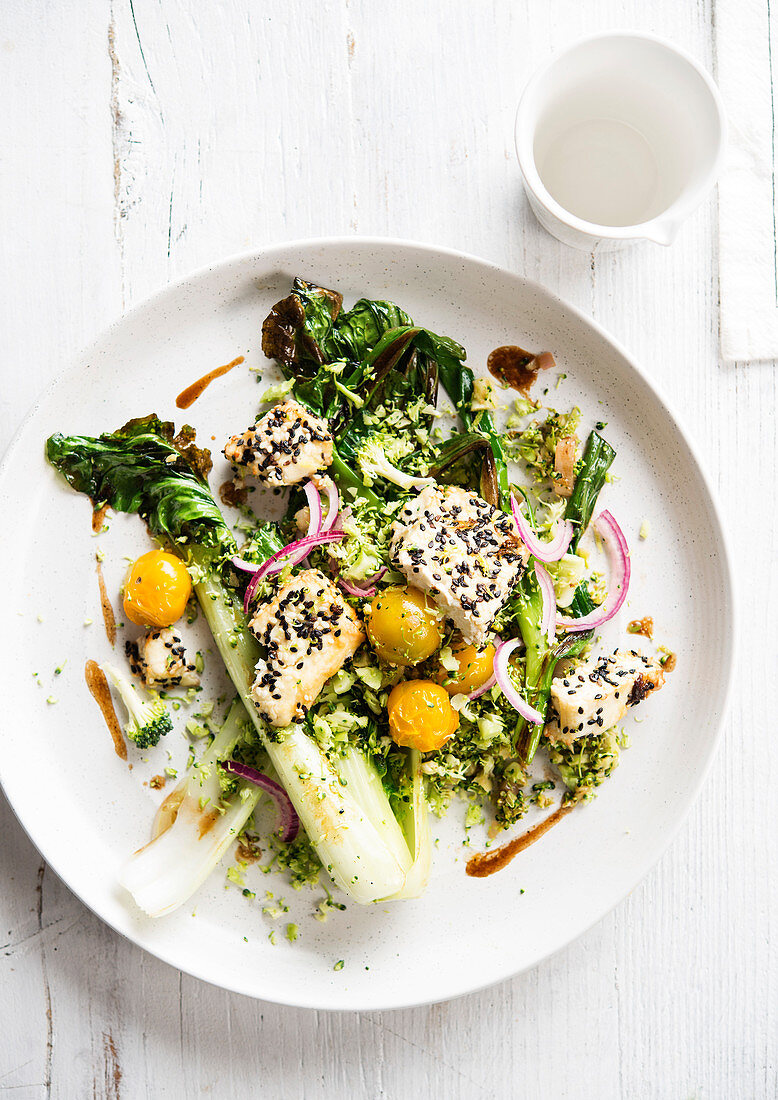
[544,648,665,746]
[389,484,528,644]
[223,399,333,487]
[248,568,364,727]
[126,627,200,689]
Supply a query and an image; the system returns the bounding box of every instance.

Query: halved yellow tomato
[437,638,496,696]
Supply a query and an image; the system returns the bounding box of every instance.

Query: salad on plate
[45,277,669,917]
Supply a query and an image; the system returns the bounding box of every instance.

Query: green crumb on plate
[226,863,246,887]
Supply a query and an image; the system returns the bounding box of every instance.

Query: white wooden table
[1,2,774,1097]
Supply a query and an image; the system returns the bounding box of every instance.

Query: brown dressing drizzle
[175,355,244,409]
[153,784,186,839]
[84,659,127,760]
[487,345,555,397]
[219,478,248,507]
[198,808,220,839]
[92,503,109,533]
[95,561,116,646]
[466,803,573,879]
[628,616,654,640]
[236,836,262,864]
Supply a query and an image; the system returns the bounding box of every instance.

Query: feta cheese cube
[248,569,364,727]
[389,485,527,644]
[127,628,200,689]
[224,399,333,487]
[545,648,666,745]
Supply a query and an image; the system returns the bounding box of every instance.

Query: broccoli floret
[356,434,433,491]
[102,662,172,749]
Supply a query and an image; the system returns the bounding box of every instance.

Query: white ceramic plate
[0,239,734,1010]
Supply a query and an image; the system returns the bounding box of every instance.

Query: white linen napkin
[717,0,778,361]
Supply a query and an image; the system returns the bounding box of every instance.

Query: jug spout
[642,218,682,247]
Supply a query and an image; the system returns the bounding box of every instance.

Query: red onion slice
[320,480,340,533]
[232,556,261,574]
[329,505,352,535]
[463,635,501,700]
[534,561,557,644]
[510,494,574,562]
[557,510,631,632]
[222,759,299,842]
[492,638,544,725]
[232,478,327,578]
[243,530,346,613]
[467,675,495,700]
[302,480,323,538]
[467,663,497,700]
[336,566,388,599]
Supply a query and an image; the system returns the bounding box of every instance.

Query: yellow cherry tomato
[366,586,442,666]
[437,638,496,696]
[123,549,192,628]
[387,680,460,751]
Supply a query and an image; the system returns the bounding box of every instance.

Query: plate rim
[0,236,737,1010]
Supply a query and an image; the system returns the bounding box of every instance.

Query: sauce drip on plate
[236,836,262,864]
[85,659,127,760]
[95,560,116,646]
[91,503,109,533]
[219,478,248,507]
[176,355,244,410]
[487,345,555,397]
[628,616,654,639]
[465,803,572,878]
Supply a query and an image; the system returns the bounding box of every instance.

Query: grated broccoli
[504,407,582,483]
[102,662,172,749]
[324,498,395,581]
[548,728,625,801]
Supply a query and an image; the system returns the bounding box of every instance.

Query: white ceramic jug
[515,33,726,251]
